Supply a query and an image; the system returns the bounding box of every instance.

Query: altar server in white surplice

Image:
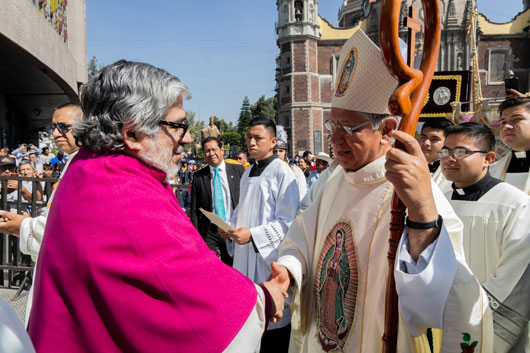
[490,97,530,194]
[418,118,454,195]
[440,122,530,353]
[268,29,493,353]
[222,117,300,352]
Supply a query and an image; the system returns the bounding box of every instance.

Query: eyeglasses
[48,122,73,134]
[159,120,189,139]
[438,147,488,159]
[324,120,372,135]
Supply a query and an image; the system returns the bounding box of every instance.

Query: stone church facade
[275,0,530,155]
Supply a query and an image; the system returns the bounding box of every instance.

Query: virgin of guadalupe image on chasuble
[315,221,360,352]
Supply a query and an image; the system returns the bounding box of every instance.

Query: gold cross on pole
[405,5,422,67]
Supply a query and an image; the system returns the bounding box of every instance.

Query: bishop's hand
[385,130,440,260]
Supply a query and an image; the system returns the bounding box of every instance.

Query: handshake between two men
[218,227,291,324]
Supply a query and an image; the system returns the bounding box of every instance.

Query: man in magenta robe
[28,60,286,352]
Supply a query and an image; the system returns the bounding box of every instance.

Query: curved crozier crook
[379,0,441,135]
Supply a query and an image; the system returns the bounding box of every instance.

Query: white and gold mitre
[331,29,398,115]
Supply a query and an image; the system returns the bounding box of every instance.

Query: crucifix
[405,5,422,67]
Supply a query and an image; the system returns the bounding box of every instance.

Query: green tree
[251,96,276,122]
[87,56,102,79]
[186,111,204,156]
[221,132,242,149]
[237,96,252,146]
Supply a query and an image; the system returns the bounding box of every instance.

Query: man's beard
[138,137,180,181]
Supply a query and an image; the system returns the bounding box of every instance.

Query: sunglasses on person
[48,122,73,134]
[159,119,189,139]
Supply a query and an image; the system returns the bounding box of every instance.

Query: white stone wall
[0,0,87,94]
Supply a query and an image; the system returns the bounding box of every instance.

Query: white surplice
[290,163,308,201]
[230,157,300,329]
[431,164,453,195]
[278,156,492,352]
[445,182,530,353]
[490,152,530,194]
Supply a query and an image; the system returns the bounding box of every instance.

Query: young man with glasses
[440,122,530,352]
[490,97,530,194]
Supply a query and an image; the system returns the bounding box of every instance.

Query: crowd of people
[0,28,528,353]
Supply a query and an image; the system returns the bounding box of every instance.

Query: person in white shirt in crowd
[39,147,55,165]
[18,160,42,202]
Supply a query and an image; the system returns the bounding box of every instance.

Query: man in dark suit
[190,137,244,265]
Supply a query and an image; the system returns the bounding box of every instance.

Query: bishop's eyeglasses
[324,120,372,135]
[438,147,488,159]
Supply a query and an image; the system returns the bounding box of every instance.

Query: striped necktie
[213,167,226,221]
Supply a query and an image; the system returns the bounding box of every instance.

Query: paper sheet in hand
[199,208,234,232]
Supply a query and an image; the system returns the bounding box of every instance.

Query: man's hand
[385,130,440,260]
[267,262,291,292]
[506,88,528,99]
[231,227,251,245]
[0,210,29,236]
[262,281,287,323]
[218,228,232,240]
[7,179,18,192]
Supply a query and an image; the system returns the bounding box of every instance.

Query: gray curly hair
[74,60,191,152]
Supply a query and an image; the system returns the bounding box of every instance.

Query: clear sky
[86,0,525,124]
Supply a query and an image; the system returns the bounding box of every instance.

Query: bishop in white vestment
[270,29,493,353]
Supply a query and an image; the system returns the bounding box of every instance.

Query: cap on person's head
[0,155,16,167]
[331,29,398,115]
[275,125,288,150]
[314,152,332,165]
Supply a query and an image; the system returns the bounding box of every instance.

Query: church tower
[276,0,324,155]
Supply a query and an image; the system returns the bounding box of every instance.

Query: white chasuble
[230,158,300,329]
[278,157,492,353]
[446,183,530,353]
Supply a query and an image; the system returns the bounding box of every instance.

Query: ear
[122,124,144,152]
[380,117,398,145]
[484,151,496,166]
[271,137,278,149]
